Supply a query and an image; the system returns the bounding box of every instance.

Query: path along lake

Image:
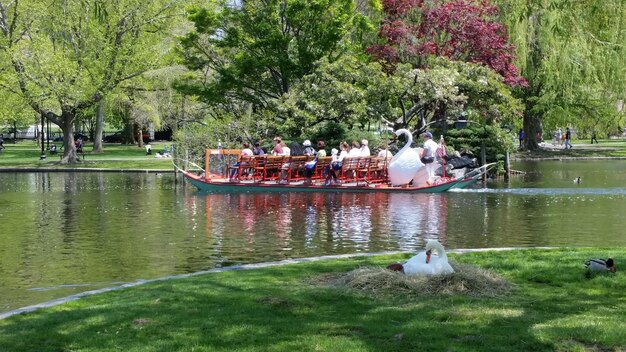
[1,160,626,313]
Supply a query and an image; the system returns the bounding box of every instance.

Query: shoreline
[0,247,557,320]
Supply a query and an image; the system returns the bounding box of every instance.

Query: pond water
[1,160,626,313]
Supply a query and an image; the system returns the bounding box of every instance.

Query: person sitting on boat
[325,142,348,186]
[303,140,316,157]
[303,155,318,185]
[289,141,303,156]
[316,140,327,158]
[360,139,370,156]
[377,144,393,159]
[420,131,439,182]
[230,143,254,179]
[272,137,283,155]
[280,141,290,156]
[347,140,361,157]
[253,142,265,156]
[278,142,302,184]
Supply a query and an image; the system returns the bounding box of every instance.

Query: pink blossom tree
[368,0,526,87]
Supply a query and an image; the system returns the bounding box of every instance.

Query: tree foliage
[279,54,521,137]
[367,0,526,87]
[0,0,183,162]
[175,0,373,111]
[494,0,626,147]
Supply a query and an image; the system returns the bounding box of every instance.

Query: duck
[387,240,454,276]
[387,129,424,186]
[584,258,616,272]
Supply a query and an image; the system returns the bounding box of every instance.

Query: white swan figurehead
[388,129,424,186]
[402,240,454,276]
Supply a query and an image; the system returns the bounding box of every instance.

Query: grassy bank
[0,141,175,170]
[1,248,624,351]
[513,139,626,160]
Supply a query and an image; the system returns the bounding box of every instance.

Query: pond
[1,160,626,313]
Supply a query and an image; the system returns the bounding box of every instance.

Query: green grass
[516,139,626,159]
[1,248,624,351]
[0,141,174,170]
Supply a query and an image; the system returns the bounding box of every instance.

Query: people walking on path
[556,128,563,146]
[564,127,573,149]
[590,129,598,144]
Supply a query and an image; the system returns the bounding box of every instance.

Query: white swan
[403,240,454,276]
[388,129,423,186]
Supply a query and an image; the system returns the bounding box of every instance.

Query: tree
[0,0,182,162]
[279,55,521,136]
[175,0,372,116]
[367,0,526,87]
[493,0,626,149]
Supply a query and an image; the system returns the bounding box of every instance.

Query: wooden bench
[254,155,285,181]
[227,155,253,181]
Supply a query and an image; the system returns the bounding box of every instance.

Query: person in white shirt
[347,140,361,157]
[281,141,290,156]
[377,144,393,159]
[360,139,370,156]
[420,131,439,182]
[325,142,349,185]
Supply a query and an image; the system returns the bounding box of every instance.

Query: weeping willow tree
[495,0,626,149]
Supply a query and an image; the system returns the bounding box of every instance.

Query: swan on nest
[387,240,454,276]
[387,129,424,186]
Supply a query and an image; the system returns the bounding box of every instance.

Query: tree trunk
[92,101,104,153]
[60,111,80,164]
[523,113,541,150]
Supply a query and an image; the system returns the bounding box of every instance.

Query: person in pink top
[272,137,284,155]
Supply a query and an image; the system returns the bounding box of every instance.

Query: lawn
[0,248,623,351]
[0,141,175,170]
[515,139,626,159]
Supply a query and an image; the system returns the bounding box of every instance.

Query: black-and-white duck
[584,258,616,272]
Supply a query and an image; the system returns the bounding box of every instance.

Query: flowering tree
[367,0,526,87]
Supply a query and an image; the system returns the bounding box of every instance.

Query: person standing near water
[564,127,573,149]
[591,129,598,144]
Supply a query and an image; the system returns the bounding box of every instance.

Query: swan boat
[177,146,492,194]
[181,170,473,193]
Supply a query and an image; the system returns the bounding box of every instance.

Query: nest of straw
[315,262,512,298]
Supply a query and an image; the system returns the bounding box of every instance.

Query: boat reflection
[196,191,451,258]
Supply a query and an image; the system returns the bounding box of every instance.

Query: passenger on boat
[316,141,327,158]
[272,137,283,156]
[421,132,439,182]
[279,141,304,184]
[303,140,316,156]
[230,143,254,179]
[325,142,348,185]
[377,144,393,159]
[253,142,265,156]
[347,140,361,157]
[360,139,370,156]
[289,141,303,156]
[281,141,291,156]
[303,155,318,185]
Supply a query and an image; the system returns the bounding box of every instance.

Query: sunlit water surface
[1,160,625,312]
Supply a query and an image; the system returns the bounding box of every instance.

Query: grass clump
[324,262,512,298]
